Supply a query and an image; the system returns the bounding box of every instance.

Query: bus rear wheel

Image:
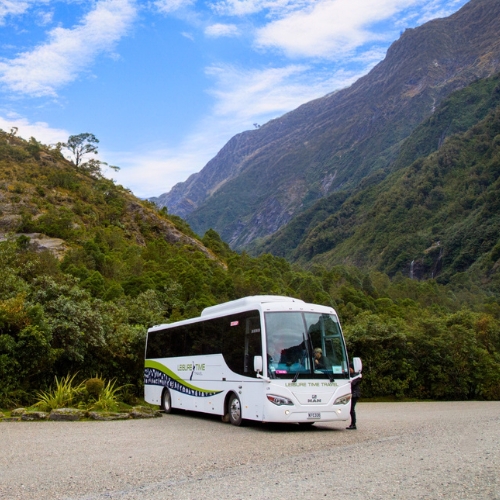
[228,393,243,426]
[161,388,173,414]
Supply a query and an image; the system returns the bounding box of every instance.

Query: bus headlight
[267,394,294,406]
[334,394,351,405]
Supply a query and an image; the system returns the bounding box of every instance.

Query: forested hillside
[253,73,500,292]
[1,130,499,407]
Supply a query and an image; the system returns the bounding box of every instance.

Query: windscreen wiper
[292,371,300,383]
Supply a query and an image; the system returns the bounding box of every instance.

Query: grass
[88,379,128,412]
[34,373,84,411]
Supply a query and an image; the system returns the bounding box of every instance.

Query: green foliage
[343,305,500,401]
[202,228,231,258]
[33,374,128,412]
[34,373,84,411]
[61,133,99,168]
[89,379,125,412]
[85,377,104,398]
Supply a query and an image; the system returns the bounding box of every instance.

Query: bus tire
[161,388,173,414]
[228,393,243,426]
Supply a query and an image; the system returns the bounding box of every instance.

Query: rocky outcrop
[125,201,221,264]
[0,233,68,259]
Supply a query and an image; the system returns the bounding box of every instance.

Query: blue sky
[0,0,468,199]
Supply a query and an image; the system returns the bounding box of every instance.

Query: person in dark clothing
[313,347,326,370]
[347,362,362,430]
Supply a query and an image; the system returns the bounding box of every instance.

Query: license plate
[308,412,321,419]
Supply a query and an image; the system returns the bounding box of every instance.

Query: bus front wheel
[161,388,173,414]
[228,393,243,426]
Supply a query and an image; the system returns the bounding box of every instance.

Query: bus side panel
[145,354,269,420]
[145,355,253,417]
[237,381,266,422]
[144,383,163,406]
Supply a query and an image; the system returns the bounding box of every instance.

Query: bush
[34,374,84,411]
[85,377,104,398]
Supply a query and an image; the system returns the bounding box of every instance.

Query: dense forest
[0,130,499,408]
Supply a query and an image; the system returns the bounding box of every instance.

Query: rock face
[153,0,500,249]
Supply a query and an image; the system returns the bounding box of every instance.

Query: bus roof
[200,295,304,317]
[147,295,336,333]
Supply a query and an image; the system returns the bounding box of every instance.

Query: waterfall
[410,260,414,280]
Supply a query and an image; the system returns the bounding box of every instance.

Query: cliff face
[154,0,500,249]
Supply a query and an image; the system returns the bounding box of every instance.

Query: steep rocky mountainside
[153,0,500,250]
[254,73,500,287]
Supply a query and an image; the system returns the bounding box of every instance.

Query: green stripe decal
[144,360,222,396]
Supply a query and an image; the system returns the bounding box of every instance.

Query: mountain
[254,73,500,288]
[153,0,500,251]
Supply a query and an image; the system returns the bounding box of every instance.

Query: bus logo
[308,395,322,403]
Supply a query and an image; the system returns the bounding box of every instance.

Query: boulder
[49,408,86,421]
[11,408,26,417]
[88,411,130,421]
[21,411,49,421]
[129,406,162,419]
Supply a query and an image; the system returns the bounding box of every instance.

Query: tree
[62,133,99,168]
[60,133,119,178]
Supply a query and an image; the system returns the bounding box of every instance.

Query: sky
[0,0,469,199]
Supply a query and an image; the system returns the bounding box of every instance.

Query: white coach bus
[144,295,362,426]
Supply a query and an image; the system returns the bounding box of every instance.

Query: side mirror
[254,355,263,373]
[352,357,362,373]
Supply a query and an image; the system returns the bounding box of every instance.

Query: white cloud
[205,23,239,37]
[416,0,467,24]
[154,0,196,14]
[0,1,41,24]
[254,0,422,58]
[205,63,363,121]
[108,145,212,198]
[0,0,136,96]
[36,8,54,26]
[0,114,69,145]
[210,0,306,17]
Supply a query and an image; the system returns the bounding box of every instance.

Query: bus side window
[222,311,261,377]
[203,318,224,354]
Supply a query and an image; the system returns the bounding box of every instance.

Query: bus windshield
[265,311,348,379]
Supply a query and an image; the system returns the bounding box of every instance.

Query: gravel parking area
[1,401,499,499]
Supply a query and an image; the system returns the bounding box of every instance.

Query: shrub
[85,377,104,398]
[34,373,84,411]
[90,379,126,412]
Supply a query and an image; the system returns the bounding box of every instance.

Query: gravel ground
[1,401,499,499]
